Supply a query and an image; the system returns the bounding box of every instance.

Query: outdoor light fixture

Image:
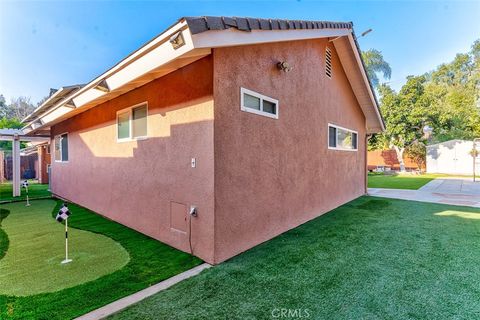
[277,61,293,72]
[170,31,185,50]
[64,100,76,109]
[361,28,373,37]
[94,79,110,93]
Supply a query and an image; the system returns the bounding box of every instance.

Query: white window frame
[54,132,69,163]
[240,87,279,119]
[328,123,358,152]
[116,102,149,142]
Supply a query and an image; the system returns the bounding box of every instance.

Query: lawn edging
[76,263,212,320]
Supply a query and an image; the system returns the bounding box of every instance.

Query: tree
[5,97,35,121]
[362,49,392,87]
[405,141,426,170]
[370,38,480,171]
[371,76,432,171]
[0,117,24,150]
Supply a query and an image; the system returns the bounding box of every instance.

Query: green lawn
[0,199,202,319]
[367,173,444,190]
[0,180,51,202]
[110,197,480,320]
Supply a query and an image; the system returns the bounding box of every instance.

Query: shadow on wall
[426,139,477,160]
[50,96,216,260]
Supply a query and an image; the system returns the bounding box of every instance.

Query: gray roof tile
[185,16,352,34]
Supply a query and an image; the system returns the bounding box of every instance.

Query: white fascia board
[41,106,76,124]
[71,88,107,109]
[191,28,350,48]
[30,20,191,132]
[345,33,384,132]
[106,31,195,91]
[71,20,190,108]
[22,87,65,123]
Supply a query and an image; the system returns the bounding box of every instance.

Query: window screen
[132,105,147,138]
[117,111,130,140]
[328,126,337,147]
[60,134,68,161]
[244,93,261,110]
[328,125,358,151]
[241,88,279,119]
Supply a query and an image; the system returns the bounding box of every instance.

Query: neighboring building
[22,17,384,264]
[368,149,423,172]
[427,140,479,176]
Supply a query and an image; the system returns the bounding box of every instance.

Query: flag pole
[25,185,30,207]
[61,219,72,264]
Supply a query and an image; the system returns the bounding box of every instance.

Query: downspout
[365,134,373,195]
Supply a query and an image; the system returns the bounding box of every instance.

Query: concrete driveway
[368,178,480,208]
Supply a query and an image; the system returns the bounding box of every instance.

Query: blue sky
[0,1,479,104]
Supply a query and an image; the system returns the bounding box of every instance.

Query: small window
[54,133,69,162]
[328,124,358,151]
[116,103,148,141]
[117,111,130,140]
[240,87,279,119]
[325,47,332,78]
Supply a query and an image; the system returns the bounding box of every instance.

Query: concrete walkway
[368,178,480,208]
[76,263,211,320]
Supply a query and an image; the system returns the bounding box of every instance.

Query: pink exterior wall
[50,57,216,263]
[49,39,370,265]
[212,39,367,263]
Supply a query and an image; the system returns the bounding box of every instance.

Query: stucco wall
[212,39,367,263]
[51,56,216,263]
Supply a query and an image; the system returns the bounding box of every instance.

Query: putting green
[0,200,129,296]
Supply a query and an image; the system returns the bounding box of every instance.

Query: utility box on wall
[427,139,479,176]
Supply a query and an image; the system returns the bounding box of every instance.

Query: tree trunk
[393,146,406,172]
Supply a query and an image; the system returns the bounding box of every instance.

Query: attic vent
[325,47,332,78]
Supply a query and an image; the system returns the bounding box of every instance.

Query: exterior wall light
[170,31,185,50]
[94,79,110,93]
[277,61,293,72]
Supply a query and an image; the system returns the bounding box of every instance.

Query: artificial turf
[0,180,51,202]
[0,201,129,296]
[110,197,480,320]
[0,199,202,319]
[367,173,442,190]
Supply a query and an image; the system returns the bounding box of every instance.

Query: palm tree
[362,49,392,87]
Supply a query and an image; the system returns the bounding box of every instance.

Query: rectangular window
[240,87,279,119]
[117,111,130,140]
[328,124,358,151]
[132,105,147,138]
[54,133,69,162]
[116,103,148,141]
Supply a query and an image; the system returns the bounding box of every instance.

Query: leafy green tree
[0,117,24,150]
[370,39,480,170]
[372,77,431,171]
[362,49,392,87]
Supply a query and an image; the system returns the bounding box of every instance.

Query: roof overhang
[23,17,384,135]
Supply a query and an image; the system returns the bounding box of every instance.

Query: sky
[0,0,479,104]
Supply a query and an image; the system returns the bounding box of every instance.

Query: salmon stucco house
[22,16,384,264]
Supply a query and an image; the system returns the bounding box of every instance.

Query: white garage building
[426,139,479,176]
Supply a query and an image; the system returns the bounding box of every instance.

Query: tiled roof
[185,16,353,35]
